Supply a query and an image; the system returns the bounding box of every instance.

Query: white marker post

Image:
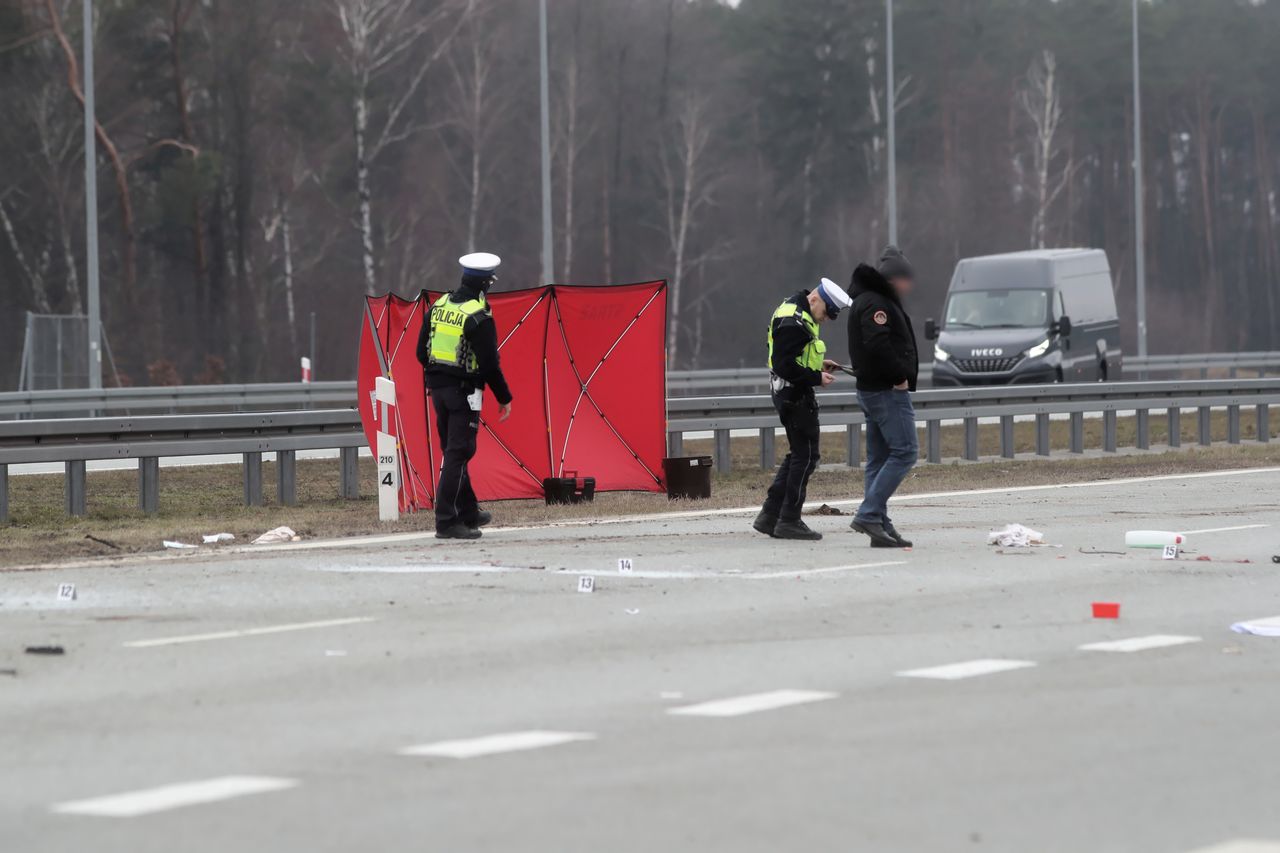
[300,356,312,384]
[375,376,399,522]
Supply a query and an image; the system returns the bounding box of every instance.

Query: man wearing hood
[417,252,514,540]
[846,246,919,548]
[753,278,851,541]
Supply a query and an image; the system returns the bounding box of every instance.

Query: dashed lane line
[896,659,1037,681]
[52,776,298,817]
[398,731,596,759]
[667,689,838,718]
[1078,635,1202,653]
[122,617,376,648]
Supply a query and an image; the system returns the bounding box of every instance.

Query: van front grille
[953,356,1022,374]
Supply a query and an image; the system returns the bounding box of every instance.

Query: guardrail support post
[1035,413,1050,456]
[759,428,775,470]
[1227,405,1241,444]
[1069,412,1084,454]
[1258,404,1270,444]
[963,417,978,461]
[714,429,732,473]
[1168,408,1181,448]
[846,423,861,468]
[1198,406,1212,446]
[1136,409,1150,450]
[65,460,86,516]
[0,464,8,523]
[1103,410,1118,452]
[277,450,298,506]
[999,415,1014,458]
[667,432,683,458]
[339,446,360,498]
[243,452,263,506]
[926,420,940,464]
[138,457,159,514]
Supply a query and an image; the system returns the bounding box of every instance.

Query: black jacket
[769,291,824,399]
[847,264,919,392]
[417,285,513,405]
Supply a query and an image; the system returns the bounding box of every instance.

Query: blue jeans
[855,389,918,525]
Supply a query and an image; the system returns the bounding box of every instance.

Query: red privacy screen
[357,282,668,512]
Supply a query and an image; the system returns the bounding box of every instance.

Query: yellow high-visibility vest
[427,293,489,373]
[767,300,826,373]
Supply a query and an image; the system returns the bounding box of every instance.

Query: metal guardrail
[667,378,1278,473]
[2,379,1276,521]
[664,351,1280,395]
[0,409,364,521]
[0,381,354,419]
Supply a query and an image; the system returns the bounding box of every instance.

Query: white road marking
[1180,523,1270,535]
[398,731,596,759]
[667,689,837,717]
[1185,841,1280,853]
[256,466,1280,552]
[123,617,376,648]
[750,560,907,579]
[1079,635,1202,653]
[897,659,1037,681]
[51,776,298,817]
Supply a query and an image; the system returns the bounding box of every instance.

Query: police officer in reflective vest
[753,278,852,541]
[417,252,513,540]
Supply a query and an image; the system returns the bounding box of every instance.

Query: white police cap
[459,252,501,274]
[818,277,853,314]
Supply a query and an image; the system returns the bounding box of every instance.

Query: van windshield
[944,289,1051,329]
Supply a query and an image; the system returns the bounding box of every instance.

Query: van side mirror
[1054,315,1072,338]
[924,318,938,341]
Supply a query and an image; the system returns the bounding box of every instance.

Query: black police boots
[468,510,493,529]
[773,519,822,541]
[436,523,481,540]
[752,511,778,537]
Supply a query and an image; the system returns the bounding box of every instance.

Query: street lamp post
[538,0,554,284]
[1132,0,1147,360]
[886,0,897,247]
[83,0,101,389]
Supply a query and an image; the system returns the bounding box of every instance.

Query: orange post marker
[1092,602,1121,619]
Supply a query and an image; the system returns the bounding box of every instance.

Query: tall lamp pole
[1132,0,1147,359]
[538,0,554,284]
[886,0,897,246]
[83,0,102,389]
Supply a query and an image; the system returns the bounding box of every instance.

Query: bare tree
[334,0,462,294]
[1017,50,1074,249]
[658,96,719,369]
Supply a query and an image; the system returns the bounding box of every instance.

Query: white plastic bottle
[1125,530,1185,549]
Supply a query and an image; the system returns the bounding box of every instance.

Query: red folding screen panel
[357,281,668,512]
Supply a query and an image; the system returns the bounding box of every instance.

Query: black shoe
[752,511,778,537]
[773,519,822,541]
[850,519,905,548]
[883,522,913,548]
[468,510,493,529]
[436,523,482,540]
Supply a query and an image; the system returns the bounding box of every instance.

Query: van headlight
[934,344,950,363]
[1026,338,1050,359]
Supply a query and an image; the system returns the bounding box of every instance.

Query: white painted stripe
[668,689,837,717]
[750,560,907,580]
[52,776,297,817]
[259,466,1280,552]
[897,659,1037,681]
[399,731,595,759]
[1185,841,1280,853]
[123,617,375,648]
[1180,523,1270,535]
[1079,635,1202,653]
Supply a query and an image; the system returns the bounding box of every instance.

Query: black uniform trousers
[762,391,822,522]
[431,384,481,530]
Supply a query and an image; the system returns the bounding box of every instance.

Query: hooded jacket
[846,264,919,392]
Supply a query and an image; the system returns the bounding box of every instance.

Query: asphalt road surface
[4,467,1280,853]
